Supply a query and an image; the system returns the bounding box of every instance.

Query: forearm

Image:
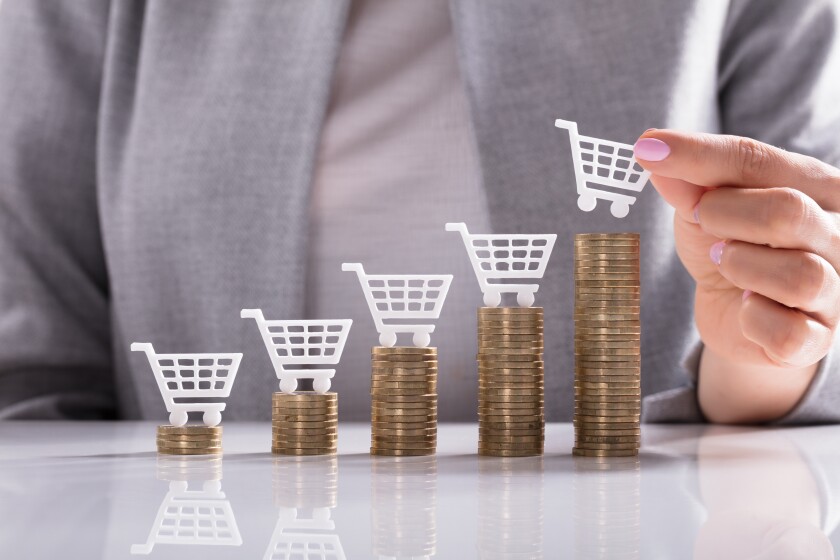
[697,345,818,424]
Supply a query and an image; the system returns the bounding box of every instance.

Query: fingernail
[742,289,752,301]
[709,241,725,265]
[692,203,701,225]
[634,138,671,162]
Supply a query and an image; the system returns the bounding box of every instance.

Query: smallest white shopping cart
[555,118,651,218]
[342,263,452,348]
[131,478,242,555]
[131,343,242,427]
[242,309,352,394]
[264,507,347,560]
[446,222,556,307]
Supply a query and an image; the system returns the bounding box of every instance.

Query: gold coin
[479,375,545,383]
[371,399,436,409]
[477,325,544,332]
[370,394,437,403]
[158,448,222,455]
[370,362,438,371]
[577,403,641,413]
[478,343,545,352]
[476,347,543,355]
[370,441,437,451]
[575,348,641,358]
[576,434,640,444]
[574,414,641,423]
[155,434,222,442]
[370,385,436,395]
[479,362,545,371]
[480,425,545,434]
[574,442,639,451]
[574,311,639,319]
[271,400,338,410]
[372,435,437,445]
[574,272,640,281]
[574,341,641,350]
[576,428,641,437]
[156,440,222,449]
[479,415,544,424]
[478,387,545,397]
[574,319,640,328]
[371,420,437,429]
[478,305,545,312]
[370,370,438,379]
[374,427,437,436]
[478,449,542,457]
[370,448,435,457]
[478,399,544,408]
[576,367,640,375]
[573,419,639,428]
[371,411,436,421]
[273,447,335,456]
[272,415,338,424]
[478,383,545,392]
[575,382,640,391]
[479,397,545,406]
[157,425,222,435]
[270,440,339,449]
[477,441,544,451]
[479,433,544,442]
[477,333,544,341]
[575,265,639,272]
[572,447,638,457]
[272,428,337,438]
[370,378,437,388]
[575,232,639,240]
[575,390,641,398]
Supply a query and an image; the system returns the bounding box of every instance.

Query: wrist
[697,345,818,424]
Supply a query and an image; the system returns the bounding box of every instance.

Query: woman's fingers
[739,293,835,368]
[634,130,840,210]
[695,187,840,272]
[717,241,840,325]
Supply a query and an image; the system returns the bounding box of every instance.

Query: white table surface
[1,421,838,559]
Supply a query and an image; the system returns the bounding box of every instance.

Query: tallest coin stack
[573,233,641,457]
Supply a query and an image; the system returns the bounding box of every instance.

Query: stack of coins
[477,307,545,457]
[272,392,338,455]
[156,425,222,455]
[370,347,437,457]
[372,457,437,558]
[573,233,641,458]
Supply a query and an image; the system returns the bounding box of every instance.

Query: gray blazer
[1,0,838,422]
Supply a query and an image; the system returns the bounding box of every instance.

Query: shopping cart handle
[240,309,264,320]
[341,262,364,274]
[130,342,155,355]
[444,222,468,233]
[554,118,578,133]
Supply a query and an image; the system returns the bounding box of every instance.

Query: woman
[0,0,838,423]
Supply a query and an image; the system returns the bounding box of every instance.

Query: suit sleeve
[0,0,116,419]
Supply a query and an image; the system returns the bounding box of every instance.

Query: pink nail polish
[742,289,752,301]
[709,241,725,265]
[633,138,670,162]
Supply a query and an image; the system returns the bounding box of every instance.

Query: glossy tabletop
[1,422,838,559]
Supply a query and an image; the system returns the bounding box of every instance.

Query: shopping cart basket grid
[242,309,352,394]
[131,343,242,427]
[446,222,556,307]
[555,118,651,218]
[342,262,452,347]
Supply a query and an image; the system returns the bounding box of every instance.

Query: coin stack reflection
[372,457,437,558]
[478,457,544,559]
[272,455,338,509]
[477,307,545,457]
[573,233,641,458]
[156,425,222,455]
[370,347,438,457]
[272,392,338,455]
[573,457,641,560]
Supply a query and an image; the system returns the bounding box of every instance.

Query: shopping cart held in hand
[555,118,651,218]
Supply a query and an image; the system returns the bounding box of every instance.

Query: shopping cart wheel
[610,201,630,218]
[203,410,222,427]
[413,331,431,348]
[280,378,298,394]
[379,332,398,347]
[203,480,222,493]
[483,291,502,307]
[313,378,331,394]
[169,410,188,427]
[577,193,597,212]
[517,291,535,307]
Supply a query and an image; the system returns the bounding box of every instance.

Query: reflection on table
[265,455,345,560]
[371,456,437,559]
[574,456,640,560]
[130,455,242,555]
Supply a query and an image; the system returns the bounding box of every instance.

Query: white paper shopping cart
[342,263,452,348]
[446,222,556,308]
[131,343,242,427]
[241,309,352,394]
[131,479,242,555]
[555,118,651,218]
[264,507,347,560]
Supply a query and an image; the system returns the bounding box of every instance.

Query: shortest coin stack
[370,346,438,457]
[272,392,338,455]
[157,425,223,455]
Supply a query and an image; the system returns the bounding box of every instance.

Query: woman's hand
[633,130,840,423]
